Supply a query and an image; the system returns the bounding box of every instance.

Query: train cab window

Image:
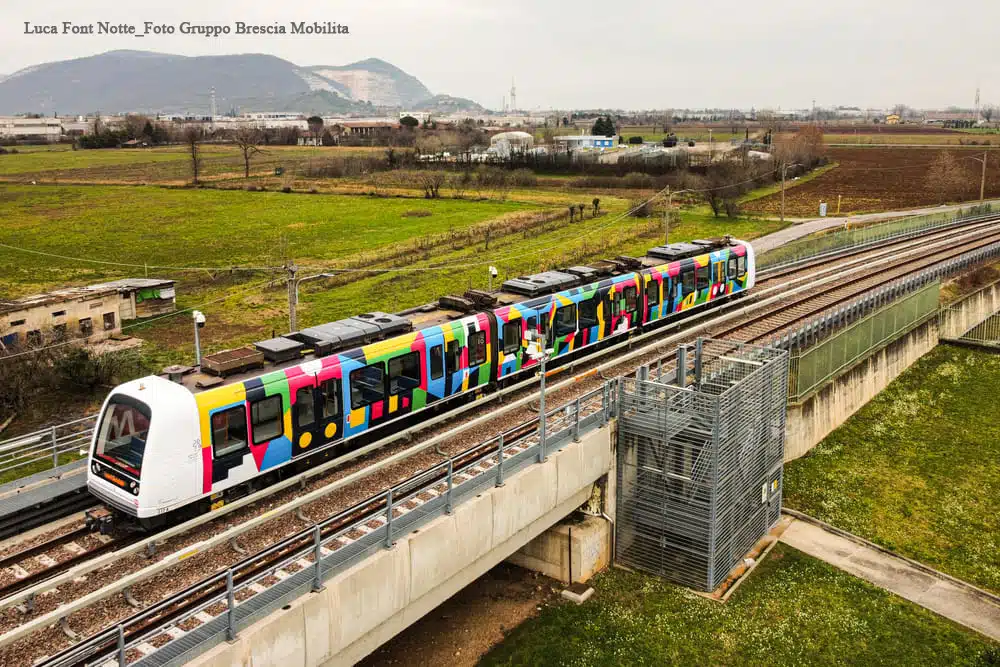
[695,265,709,291]
[250,396,283,444]
[681,270,695,295]
[554,304,577,337]
[389,352,422,395]
[351,363,386,410]
[445,339,461,374]
[737,255,747,276]
[646,280,660,306]
[624,286,638,312]
[430,345,444,380]
[470,331,487,366]
[211,405,248,459]
[95,396,152,474]
[295,387,316,428]
[527,316,537,333]
[320,379,341,419]
[728,257,738,280]
[502,321,521,354]
[579,296,599,329]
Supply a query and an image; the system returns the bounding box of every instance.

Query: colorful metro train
[87,238,755,528]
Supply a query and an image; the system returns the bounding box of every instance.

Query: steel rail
[2,216,999,655]
[3,216,997,649]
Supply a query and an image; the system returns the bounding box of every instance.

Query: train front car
[87,376,203,530]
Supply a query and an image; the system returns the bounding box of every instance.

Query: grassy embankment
[483,544,996,666]
[784,344,1000,593]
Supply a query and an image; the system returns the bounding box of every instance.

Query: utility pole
[780,162,801,223]
[286,262,299,332]
[969,151,989,203]
[980,151,988,202]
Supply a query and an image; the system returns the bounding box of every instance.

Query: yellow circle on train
[299,432,312,448]
[325,423,337,438]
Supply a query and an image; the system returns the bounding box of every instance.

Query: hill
[412,94,485,114]
[305,58,432,107]
[0,50,466,115]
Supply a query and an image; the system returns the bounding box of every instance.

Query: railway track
[0,528,135,602]
[4,214,1000,666]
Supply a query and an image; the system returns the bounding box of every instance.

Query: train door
[292,374,343,457]
[623,282,639,328]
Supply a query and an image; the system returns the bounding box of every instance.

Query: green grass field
[482,544,996,666]
[784,344,1000,593]
[0,184,539,296]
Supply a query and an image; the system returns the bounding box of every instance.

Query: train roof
[162,237,747,394]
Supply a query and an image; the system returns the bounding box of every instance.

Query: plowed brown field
[745,147,1000,216]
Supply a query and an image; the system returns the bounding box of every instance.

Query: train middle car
[87,238,755,528]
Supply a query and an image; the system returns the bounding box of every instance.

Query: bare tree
[123,114,151,141]
[183,126,203,184]
[307,116,324,143]
[419,170,446,198]
[232,126,264,179]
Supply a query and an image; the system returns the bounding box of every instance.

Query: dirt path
[358,564,562,666]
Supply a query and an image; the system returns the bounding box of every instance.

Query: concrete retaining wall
[940,278,1000,339]
[785,318,938,460]
[507,514,611,584]
[187,424,614,667]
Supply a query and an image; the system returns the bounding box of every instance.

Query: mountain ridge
[0,50,477,115]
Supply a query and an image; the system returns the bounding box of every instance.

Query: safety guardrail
[44,384,615,667]
[0,415,96,480]
[758,205,998,273]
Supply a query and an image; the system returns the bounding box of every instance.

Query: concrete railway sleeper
[2,218,1000,666]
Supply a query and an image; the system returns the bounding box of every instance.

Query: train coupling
[85,507,115,535]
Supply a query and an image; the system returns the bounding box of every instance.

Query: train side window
[646,279,660,305]
[737,255,747,276]
[695,265,709,291]
[610,296,621,317]
[250,395,283,444]
[320,379,341,419]
[728,257,738,280]
[445,339,460,374]
[539,311,549,340]
[554,304,577,337]
[527,316,537,332]
[470,331,487,366]
[350,363,385,410]
[579,296,599,328]
[295,387,316,428]
[681,270,695,295]
[715,262,725,283]
[212,406,248,458]
[389,351,421,395]
[502,321,521,354]
[624,286,638,311]
[430,345,444,380]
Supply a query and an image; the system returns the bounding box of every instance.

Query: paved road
[779,515,1000,641]
[753,199,1000,255]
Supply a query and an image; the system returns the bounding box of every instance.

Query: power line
[0,242,281,273]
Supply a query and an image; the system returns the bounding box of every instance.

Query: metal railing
[784,281,939,401]
[46,383,616,667]
[0,415,96,480]
[758,204,998,272]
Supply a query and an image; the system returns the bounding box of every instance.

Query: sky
[1,0,997,111]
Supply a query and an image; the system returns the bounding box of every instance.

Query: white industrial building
[554,135,617,151]
[0,116,63,142]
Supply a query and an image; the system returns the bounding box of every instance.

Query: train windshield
[94,395,151,477]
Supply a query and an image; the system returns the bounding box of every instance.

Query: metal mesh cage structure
[615,338,789,591]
